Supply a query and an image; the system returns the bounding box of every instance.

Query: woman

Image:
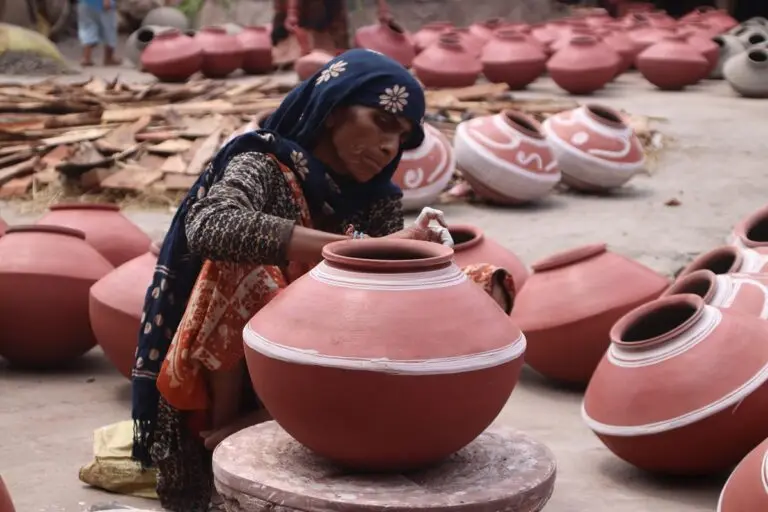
[131,49,514,511]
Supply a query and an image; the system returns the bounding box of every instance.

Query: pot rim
[48,202,121,212]
[6,224,86,240]
[678,245,743,277]
[610,293,705,350]
[584,104,628,130]
[322,238,453,272]
[447,224,484,251]
[532,243,607,272]
[739,203,768,245]
[501,109,546,140]
[661,269,718,302]
[748,47,768,67]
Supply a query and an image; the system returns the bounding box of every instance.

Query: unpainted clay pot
[542,105,646,192]
[481,29,547,89]
[712,34,746,79]
[412,22,452,53]
[141,29,204,82]
[243,239,526,471]
[412,33,482,88]
[392,123,455,211]
[583,294,768,475]
[295,50,334,81]
[530,23,560,48]
[510,243,669,385]
[717,437,768,512]
[636,34,709,90]
[663,270,768,319]
[547,35,619,94]
[677,245,768,278]
[627,24,676,52]
[724,47,768,98]
[469,18,504,43]
[36,203,151,267]
[454,110,560,204]
[89,242,160,379]
[450,27,486,57]
[677,29,719,77]
[0,476,14,512]
[142,6,189,31]
[236,26,273,74]
[354,19,416,68]
[729,203,768,248]
[0,225,113,368]
[683,6,738,33]
[125,25,171,68]
[195,26,244,78]
[602,30,642,75]
[448,224,530,295]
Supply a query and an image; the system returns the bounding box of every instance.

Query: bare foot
[103,57,122,66]
[200,409,271,450]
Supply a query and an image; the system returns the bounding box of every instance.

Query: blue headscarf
[131,49,426,465]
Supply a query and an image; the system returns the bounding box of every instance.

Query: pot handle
[285,0,311,56]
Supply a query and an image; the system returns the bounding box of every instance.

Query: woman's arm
[362,195,406,237]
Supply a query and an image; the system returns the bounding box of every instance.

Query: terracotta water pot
[0,225,113,368]
[412,33,482,88]
[510,243,668,385]
[450,28,486,57]
[412,22,452,53]
[236,26,273,74]
[724,47,768,98]
[717,437,768,512]
[530,23,560,48]
[448,224,530,294]
[89,242,160,379]
[141,29,203,82]
[469,18,504,43]
[454,110,560,204]
[0,477,14,512]
[729,203,768,248]
[243,238,526,471]
[677,245,768,278]
[481,29,547,89]
[295,50,334,81]
[602,30,642,74]
[636,34,709,90]
[663,270,768,319]
[36,203,151,267]
[627,24,675,52]
[550,27,600,53]
[678,29,719,76]
[355,20,416,67]
[392,123,455,211]
[583,294,768,475]
[194,26,244,78]
[546,35,619,94]
[683,6,738,33]
[542,105,645,192]
[125,25,171,68]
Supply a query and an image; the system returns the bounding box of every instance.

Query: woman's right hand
[386,207,454,247]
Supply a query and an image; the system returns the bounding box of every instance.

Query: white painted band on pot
[714,441,768,512]
[309,261,467,291]
[712,274,768,319]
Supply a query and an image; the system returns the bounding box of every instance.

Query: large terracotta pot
[0,476,15,512]
[89,242,160,379]
[354,20,416,68]
[542,105,646,192]
[392,123,455,211]
[454,110,560,204]
[663,270,768,319]
[412,33,482,88]
[243,238,526,471]
[547,35,619,95]
[530,23,560,48]
[469,18,504,43]
[295,50,335,81]
[717,437,768,512]
[636,34,709,90]
[481,29,547,90]
[126,25,171,68]
[141,29,203,83]
[627,24,675,52]
[448,224,530,294]
[678,245,768,277]
[36,203,151,267]
[583,294,768,475]
[412,22,452,53]
[0,226,113,368]
[729,203,768,248]
[236,26,273,75]
[195,26,244,79]
[510,243,668,385]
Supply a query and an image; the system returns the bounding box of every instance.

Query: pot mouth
[610,294,705,350]
[662,269,717,302]
[384,19,406,35]
[501,110,545,139]
[322,238,454,272]
[137,27,157,43]
[569,35,598,46]
[746,31,767,46]
[49,203,120,212]
[748,48,768,66]
[494,28,527,41]
[437,32,463,48]
[585,104,627,129]
[678,245,742,277]
[744,204,768,244]
[532,243,607,272]
[7,224,86,240]
[447,224,484,251]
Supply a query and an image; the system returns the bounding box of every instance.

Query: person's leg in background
[76,1,99,66]
[98,0,121,66]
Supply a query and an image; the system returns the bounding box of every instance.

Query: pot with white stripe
[243,238,526,471]
[716,436,768,512]
[583,294,768,475]
[663,270,768,319]
[677,244,768,278]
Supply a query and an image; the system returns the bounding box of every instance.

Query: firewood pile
[0,77,662,205]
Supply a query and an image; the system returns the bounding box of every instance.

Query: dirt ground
[2,44,768,512]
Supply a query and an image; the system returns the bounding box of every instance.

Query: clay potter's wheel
[213,421,557,511]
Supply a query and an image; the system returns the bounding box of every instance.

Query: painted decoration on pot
[583,294,768,475]
[0,476,15,512]
[36,203,151,267]
[243,239,526,471]
[717,437,768,512]
[194,26,245,78]
[510,243,669,384]
[0,225,113,368]
[542,105,645,192]
[663,270,768,319]
[89,242,160,379]
[636,34,709,90]
[412,32,482,88]
[236,26,274,74]
[140,29,203,83]
[354,20,416,68]
[678,245,768,278]
[724,47,768,98]
[546,35,620,94]
[729,203,768,248]
[392,123,455,211]
[454,110,560,204]
[481,29,547,90]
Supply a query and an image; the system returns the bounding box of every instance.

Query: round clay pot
[729,203,768,248]
[195,26,244,79]
[542,105,645,192]
[717,437,768,512]
[125,25,171,68]
[448,224,530,294]
[243,238,526,471]
[712,34,746,79]
[678,29,720,77]
[412,33,482,88]
[413,22,452,53]
[678,245,768,278]
[0,225,113,368]
[636,34,710,90]
[0,476,14,512]
[550,27,599,53]
[583,294,768,475]
[546,35,620,95]
[683,7,738,33]
[141,29,204,83]
[481,29,547,89]
[295,50,334,81]
[530,23,560,48]
[724,47,768,98]
[469,18,504,43]
[89,242,160,379]
[236,26,273,75]
[142,6,189,31]
[392,123,455,211]
[36,203,151,267]
[454,110,560,204]
[627,24,676,52]
[355,19,416,68]
[602,30,642,75]
[510,243,669,385]
[663,270,768,319]
[450,28,486,57]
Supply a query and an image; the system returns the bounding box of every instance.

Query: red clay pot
[412,22,452,53]
[602,30,642,74]
[243,239,526,471]
[36,203,151,267]
[89,242,160,379]
[294,50,334,81]
[663,270,768,319]
[0,216,6,236]
[195,26,244,78]
[677,28,719,76]
[547,35,620,94]
[627,24,676,52]
[687,7,738,33]
[0,477,14,512]
[530,23,560,48]
[451,27,486,57]
[355,19,416,67]
[236,26,273,74]
[717,437,768,512]
[481,29,547,89]
[729,203,768,249]
[412,33,482,88]
[636,34,710,90]
[510,243,668,385]
[141,29,203,82]
[0,225,113,368]
[678,245,768,277]
[583,294,768,475]
[469,18,504,43]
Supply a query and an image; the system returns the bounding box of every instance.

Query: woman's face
[325,105,413,183]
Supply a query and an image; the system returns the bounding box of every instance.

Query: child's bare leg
[81,44,95,66]
[100,5,122,66]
